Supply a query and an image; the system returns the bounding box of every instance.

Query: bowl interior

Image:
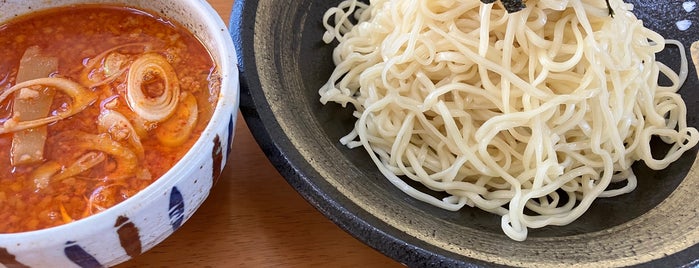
[0,0,236,227]
[234,0,699,267]
[0,0,237,266]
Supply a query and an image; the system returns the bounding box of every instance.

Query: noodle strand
[320,0,698,241]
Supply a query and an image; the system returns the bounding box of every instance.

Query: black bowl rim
[229,1,488,267]
[229,0,699,267]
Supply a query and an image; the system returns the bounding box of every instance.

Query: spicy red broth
[0,5,220,233]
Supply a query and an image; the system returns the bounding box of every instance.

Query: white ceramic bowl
[0,1,239,267]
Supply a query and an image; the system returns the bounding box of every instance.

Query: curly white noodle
[319,0,699,241]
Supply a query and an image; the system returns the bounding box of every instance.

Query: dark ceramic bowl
[230,1,699,267]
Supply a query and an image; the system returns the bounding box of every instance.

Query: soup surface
[0,5,219,233]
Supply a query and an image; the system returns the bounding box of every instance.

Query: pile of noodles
[319,0,699,241]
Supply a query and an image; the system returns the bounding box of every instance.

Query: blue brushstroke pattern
[227,114,234,157]
[169,187,185,230]
[64,241,102,268]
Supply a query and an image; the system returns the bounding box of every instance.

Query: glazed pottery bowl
[231,0,699,267]
[0,0,239,267]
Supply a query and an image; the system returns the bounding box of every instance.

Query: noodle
[319,0,699,241]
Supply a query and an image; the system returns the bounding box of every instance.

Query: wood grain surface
[118,1,402,267]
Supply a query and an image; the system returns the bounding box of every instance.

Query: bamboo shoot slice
[0,78,97,134]
[11,46,58,166]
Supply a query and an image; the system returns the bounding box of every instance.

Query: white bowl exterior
[0,0,239,267]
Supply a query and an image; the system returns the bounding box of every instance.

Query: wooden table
[119,1,402,267]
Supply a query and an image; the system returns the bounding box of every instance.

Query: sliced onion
[30,161,61,190]
[98,109,145,160]
[0,78,97,134]
[81,43,150,88]
[155,91,198,147]
[30,152,105,191]
[88,67,128,89]
[126,53,180,122]
[86,182,128,214]
[52,152,107,182]
[59,203,74,223]
[54,130,138,180]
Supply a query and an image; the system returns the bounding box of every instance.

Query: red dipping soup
[0,5,220,233]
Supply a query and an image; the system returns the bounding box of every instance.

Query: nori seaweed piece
[501,0,526,13]
[605,0,615,17]
[482,0,613,17]
[480,0,526,13]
